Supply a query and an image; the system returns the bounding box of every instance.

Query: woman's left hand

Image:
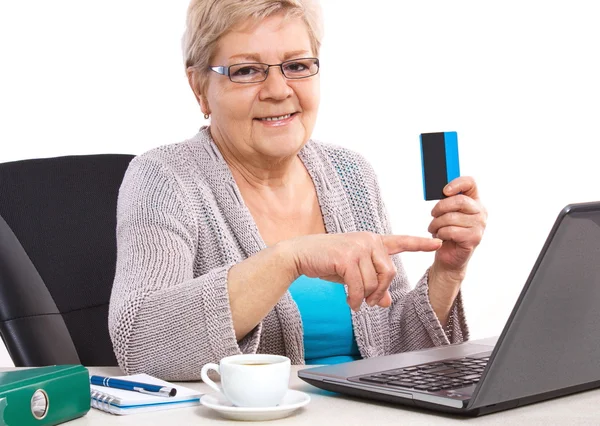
[428,176,487,281]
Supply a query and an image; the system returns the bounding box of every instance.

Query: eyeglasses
[209,57,319,84]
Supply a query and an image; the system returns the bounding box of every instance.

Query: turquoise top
[288,275,361,365]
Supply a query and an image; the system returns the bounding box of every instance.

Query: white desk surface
[7,366,600,425]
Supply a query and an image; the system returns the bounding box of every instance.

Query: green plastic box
[0,365,90,426]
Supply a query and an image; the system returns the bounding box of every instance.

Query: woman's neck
[211,134,305,193]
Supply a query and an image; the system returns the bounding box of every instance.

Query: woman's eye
[232,66,261,76]
[284,62,308,72]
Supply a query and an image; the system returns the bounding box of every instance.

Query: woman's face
[203,14,320,163]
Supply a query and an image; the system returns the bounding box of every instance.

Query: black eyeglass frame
[209,57,320,84]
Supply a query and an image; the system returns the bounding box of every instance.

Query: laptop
[299,201,600,416]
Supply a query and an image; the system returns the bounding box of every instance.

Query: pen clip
[133,387,175,397]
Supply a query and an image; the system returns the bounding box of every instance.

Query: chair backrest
[0,154,134,366]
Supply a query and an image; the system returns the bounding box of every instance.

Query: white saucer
[200,389,310,421]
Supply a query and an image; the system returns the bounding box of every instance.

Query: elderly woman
[109,0,486,381]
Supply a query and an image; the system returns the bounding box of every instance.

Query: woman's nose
[259,67,293,100]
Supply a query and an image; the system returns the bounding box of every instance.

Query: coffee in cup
[200,354,291,407]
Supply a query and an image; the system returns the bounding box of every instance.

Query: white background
[1,1,599,367]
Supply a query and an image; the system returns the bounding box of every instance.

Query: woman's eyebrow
[227,50,311,63]
[283,50,311,60]
[228,53,261,62]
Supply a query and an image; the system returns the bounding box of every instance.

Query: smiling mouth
[255,113,296,121]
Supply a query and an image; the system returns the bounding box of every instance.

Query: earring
[204,113,210,120]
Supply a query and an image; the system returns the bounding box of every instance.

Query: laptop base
[302,376,600,416]
[302,376,478,416]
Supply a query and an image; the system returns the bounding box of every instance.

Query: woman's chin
[256,138,305,160]
[253,130,306,157]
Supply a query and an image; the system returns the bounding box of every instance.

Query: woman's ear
[186,68,210,115]
[199,96,210,117]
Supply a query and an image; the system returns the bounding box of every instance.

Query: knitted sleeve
[352,152,469,352]
[108,155,261,381]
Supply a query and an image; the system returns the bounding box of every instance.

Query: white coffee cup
[200,354,291,407]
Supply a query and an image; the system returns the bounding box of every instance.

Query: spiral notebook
[90,373,202,415]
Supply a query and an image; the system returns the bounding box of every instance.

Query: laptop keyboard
[354,352,490,393]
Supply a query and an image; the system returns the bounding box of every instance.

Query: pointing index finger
[381,235,442,255]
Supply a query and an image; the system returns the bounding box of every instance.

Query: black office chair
[0,154,134,367]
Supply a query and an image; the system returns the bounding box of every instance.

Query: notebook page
[90,399,202,416]
[90,373,202,407]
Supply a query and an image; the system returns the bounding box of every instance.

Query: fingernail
[445,185,452,193]
[367,299,375,307]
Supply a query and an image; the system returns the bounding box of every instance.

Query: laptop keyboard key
[461,374,481,381]
[424,367,456,374]
[387,381,416,388]
[414,385,431,391]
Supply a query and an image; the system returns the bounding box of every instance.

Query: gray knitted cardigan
[108,126,469,380]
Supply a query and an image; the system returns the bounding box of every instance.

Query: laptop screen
[471,205,600,408]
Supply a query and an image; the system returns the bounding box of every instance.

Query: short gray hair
[182,0,323,76]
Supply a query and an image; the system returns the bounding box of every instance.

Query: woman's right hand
[278,232,442,311]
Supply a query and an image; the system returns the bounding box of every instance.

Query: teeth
[259,114,292,121]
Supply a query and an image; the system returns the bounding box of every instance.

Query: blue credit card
[420,131,460,200]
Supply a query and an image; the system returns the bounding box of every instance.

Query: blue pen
[90,375,177,397]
